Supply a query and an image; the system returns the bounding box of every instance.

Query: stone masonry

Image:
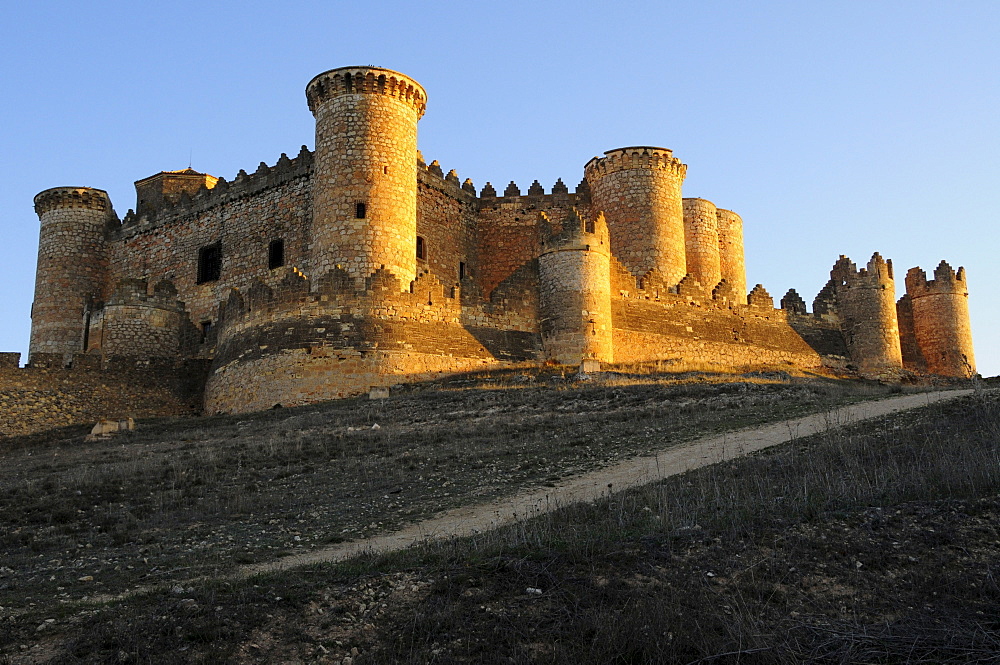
[12,64,977,428]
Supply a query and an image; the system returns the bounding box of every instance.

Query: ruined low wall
[0,353,210,437]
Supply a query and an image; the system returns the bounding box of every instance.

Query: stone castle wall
[415,163,480,291]
[111,151,314,338]
[203,265,540,413]
[896,294,924,372]
[0,353,209,437]
[85,278,195,358]
[17,64,979,431]
[608,271,836,369]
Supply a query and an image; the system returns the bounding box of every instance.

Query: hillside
[1,370,996,663]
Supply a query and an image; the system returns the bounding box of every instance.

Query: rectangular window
[355,202,366,219]
[268,239,285,269]
[459,262,466,280]
[197,243,222,284]
[416,236,426,260]
[200,320,213,343]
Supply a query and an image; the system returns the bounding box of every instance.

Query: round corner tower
[29,186,113,359]
[306,66,427,286]
[904,262,975,377]
[584,147,687,286]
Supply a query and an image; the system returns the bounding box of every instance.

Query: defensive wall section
[12,64,977,433]
[0,353,208,438]
[204,264,540,413]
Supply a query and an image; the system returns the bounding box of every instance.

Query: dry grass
[1,371,981,664]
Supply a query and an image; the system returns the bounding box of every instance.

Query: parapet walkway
[244,388,974,577]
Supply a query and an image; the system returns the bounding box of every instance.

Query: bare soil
[1,370,991,664]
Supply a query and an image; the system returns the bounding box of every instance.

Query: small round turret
[306,66,427,285]
[538,209,613,365]
[584,147,687,286]
[716,208,746,300]
[682,198,721,288]
[29,187,114,359]
[831,253,903,372]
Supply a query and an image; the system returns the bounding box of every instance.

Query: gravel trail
[244,388,973,576]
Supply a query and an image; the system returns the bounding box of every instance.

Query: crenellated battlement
[905,261,968,297]
[539,208,609,253]
[34,187,113,217]
[477,177,590,209]
[862,252,894,282]
[106,277,186,312]
[583,146,687,180]
[748,284,774,309]
[781,289,807,315]
[306,66,427,118]
[832,252,895,290]
[215,264,463,336]
[119,146,314,231]
[416,155,477,202]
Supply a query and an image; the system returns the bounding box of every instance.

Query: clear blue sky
[3,1,997,374]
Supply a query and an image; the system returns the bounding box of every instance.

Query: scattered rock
[84,417,135,442]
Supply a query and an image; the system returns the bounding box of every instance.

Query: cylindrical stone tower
[538,209,614,366]
[904,262,976,377]
[682,198,721,288]
[305,66,427,285]
[716,208,747,300]
[29,187,113,359]
[832,253,903,372]
[584,147,687,286]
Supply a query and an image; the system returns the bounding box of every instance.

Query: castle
[17,65,975,423]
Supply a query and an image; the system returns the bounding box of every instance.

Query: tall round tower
[29,187,113,359]
[682,198,721,288]
[538,209,614,366]
[716,208,746,300]
[305,66,427,285]
[904,262,975,377]
[584,147,687,286]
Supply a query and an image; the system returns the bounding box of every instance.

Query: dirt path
[243,389,973,577]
